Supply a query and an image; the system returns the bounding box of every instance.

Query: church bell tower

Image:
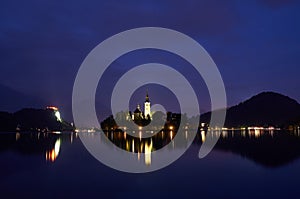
[144,91,151,119]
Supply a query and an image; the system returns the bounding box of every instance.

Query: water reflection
[0,132,75,163]
[103,128,300,167]
[45,138,61,162]
[144,139,153,165]
[207,129,300,167]
[1,129,300,168]
[203,128,278,139]
[104,130,177,154]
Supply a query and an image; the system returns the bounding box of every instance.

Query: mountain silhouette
[200,92,300,127]
[0,108,74,132]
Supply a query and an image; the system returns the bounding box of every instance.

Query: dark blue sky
[0,0,300,120]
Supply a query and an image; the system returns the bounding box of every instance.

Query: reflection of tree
[104,129,181,153]
[194,130,300,168]
[104,126,300,168]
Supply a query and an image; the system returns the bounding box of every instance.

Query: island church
[130,91,151,122]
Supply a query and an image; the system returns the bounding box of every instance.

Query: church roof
[134,104,141,113]
[134,108,141,113]
[145,91,150,102]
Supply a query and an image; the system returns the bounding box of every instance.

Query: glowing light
[139,131,142,140]
[201,130,206,142]
[46,106,58,111]
[54,139,61,154]
[46,106,62,122]
[144,139,153,166]
[46,138,61,162]
[15,132,20,141]
[254,129,260,138]
[87,129,96,133]
[222,131,227,138]
[55,111,62,122]
[137,152,140,161]
[169,126,174,130]
[132,139,135,153]
[126,140,130,151]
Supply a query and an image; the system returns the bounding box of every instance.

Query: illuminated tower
[144,91,151,119]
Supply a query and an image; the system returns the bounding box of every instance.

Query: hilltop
[0,108,74,132]
[200,92,300,128]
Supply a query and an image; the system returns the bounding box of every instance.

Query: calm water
[1,130,300,198]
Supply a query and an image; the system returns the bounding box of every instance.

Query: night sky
[0,0,299,121]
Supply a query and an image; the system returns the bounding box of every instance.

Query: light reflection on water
[0,129,300,198]
[0,132,75,163]
[95,128,300,167]
[1,128,300,167]
[45,138,61,162]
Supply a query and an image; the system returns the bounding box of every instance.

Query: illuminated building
[130,91,151,121]
[144,91,151,119]
[46,106,62,122]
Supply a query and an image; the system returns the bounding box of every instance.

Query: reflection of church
[130,92,151,122]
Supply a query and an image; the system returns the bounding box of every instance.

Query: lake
[0,129,300,198]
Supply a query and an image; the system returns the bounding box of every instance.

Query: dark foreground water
[0,130,300,199]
